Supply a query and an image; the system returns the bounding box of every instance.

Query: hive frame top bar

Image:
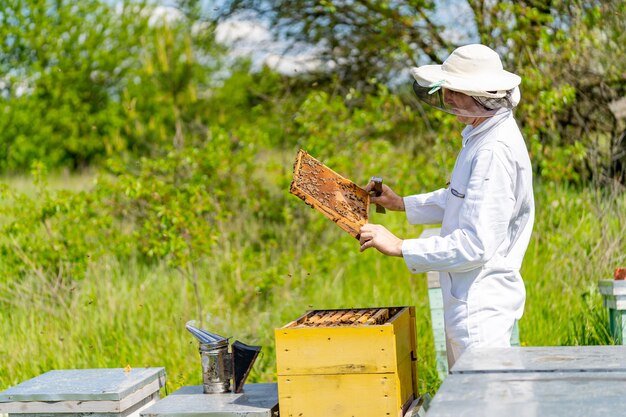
[281,306,408,328]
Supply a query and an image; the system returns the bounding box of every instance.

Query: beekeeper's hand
[359,224,403,257]
[364,181,405,211]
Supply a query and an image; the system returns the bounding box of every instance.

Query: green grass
[1,170,96,195]
[1,172,625,397]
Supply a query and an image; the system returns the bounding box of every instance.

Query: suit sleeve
[403,188,448,225]
[402,149,515,273]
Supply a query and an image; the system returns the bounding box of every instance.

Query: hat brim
[410,65,521,98]
[411,81,511,118]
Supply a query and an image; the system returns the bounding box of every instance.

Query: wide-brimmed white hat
[410,44,521,98]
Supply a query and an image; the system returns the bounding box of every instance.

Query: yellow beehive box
[275,307,418,417]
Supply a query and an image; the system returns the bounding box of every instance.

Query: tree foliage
[0,0,223,172]
[224,0,452,88]
[220,0,626,183]
[0,0,625,283]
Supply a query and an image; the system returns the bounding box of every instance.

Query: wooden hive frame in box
[290,149,369,238]
[275,306,418,417]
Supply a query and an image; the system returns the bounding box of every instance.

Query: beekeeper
[358,44,535,368]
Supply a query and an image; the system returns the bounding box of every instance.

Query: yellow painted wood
[276,325,397,375]
[408,306,419,396]
[278,373,408,417]
[396,356,416,411]
[276,307,416,376]
[275,307,418,417]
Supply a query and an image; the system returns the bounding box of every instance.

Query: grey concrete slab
[425,371,626,417]
[0,368,165,402]
[451,346,626,374]
[140,384,278,417]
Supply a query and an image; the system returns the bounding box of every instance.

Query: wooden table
[425,346,626,417]
[450,345,626,374]
[139,384,278,417]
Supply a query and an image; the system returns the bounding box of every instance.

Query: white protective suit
[401,110,534,367]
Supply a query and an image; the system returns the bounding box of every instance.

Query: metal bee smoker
[186,321,261,394]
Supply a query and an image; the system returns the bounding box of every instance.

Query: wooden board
[290,149,369,238]
[0,368,165,405]
[599,280,626,309]
[599,279,626,296]
[10,393,159,417]
[425,371,626,417]
[450,346,626,374]
[277,373,413,417]
[139,384,278,417]
[276,320,401,375]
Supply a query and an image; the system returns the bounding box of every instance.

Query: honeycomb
[285,308,403,328]
[290,150,369,238]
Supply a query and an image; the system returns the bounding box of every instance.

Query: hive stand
[139,384,278,417]
[420,228,520,380]
[450,345,626,374]
[426,346,626,417]
[599,279,626,343]
[0,368,165,417]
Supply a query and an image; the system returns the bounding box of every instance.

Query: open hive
[275,307,418,417]
[290,149,369,238]
[288,307,401,327]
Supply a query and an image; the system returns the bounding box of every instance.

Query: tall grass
[1,172,625,397]
[521,182,626,346]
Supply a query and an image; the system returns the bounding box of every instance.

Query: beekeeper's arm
[403,188,448,224]
[402,148,515,273]
[359,184,448,256]
[366,181,447,223]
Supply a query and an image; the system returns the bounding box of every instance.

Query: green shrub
[0,126,257,284]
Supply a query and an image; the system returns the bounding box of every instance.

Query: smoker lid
[185,321,227,345]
